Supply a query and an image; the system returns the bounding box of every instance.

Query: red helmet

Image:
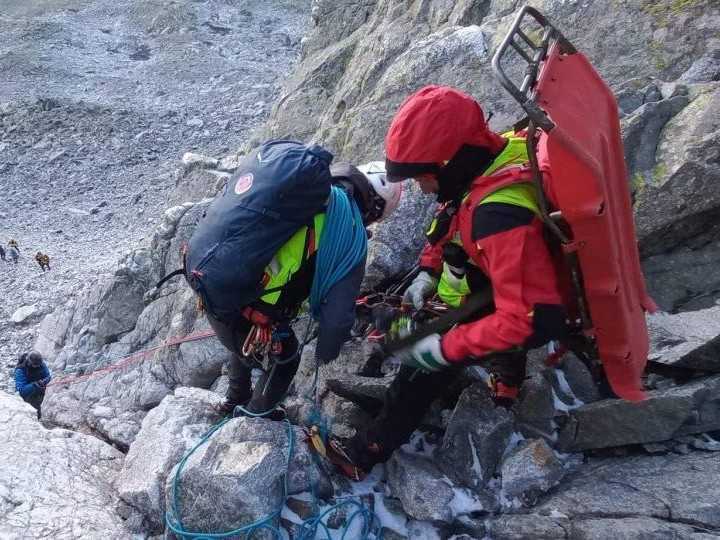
[385,86,505,182]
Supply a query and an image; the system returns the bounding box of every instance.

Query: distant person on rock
[7,240,19,264]
[35,251,51,271]
[347,86,569,472]
[181,143,402,419]
[15,351,52,419]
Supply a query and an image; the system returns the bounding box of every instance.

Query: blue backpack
[182,140,333,320]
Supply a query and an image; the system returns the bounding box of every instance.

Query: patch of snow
[65,207,91,216]
[558,452,584,473]
[400,430,436,457]
[468,432,484,484]
[548,509,569,519]
[554,368,584,408]
[407,520,442,539]
[552,388,572,413]
[10,304,38,324]
[447,483,486,516]
[280,504,304,525]
[372,492,408,536]
[501,431,526,462]
[350,464,384,496]
[498,487,523,511]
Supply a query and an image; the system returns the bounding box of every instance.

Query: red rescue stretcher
[492,7,657,401]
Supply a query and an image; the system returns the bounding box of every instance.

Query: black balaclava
[436,142,507,203]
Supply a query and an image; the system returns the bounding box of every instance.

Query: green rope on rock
[164,331,384,539]
[165,416,293,539]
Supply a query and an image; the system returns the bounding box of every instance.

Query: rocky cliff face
[0,392,130,538]
[7,0,720,538]
[260,0,720,312]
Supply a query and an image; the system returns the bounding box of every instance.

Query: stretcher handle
[491,6,576,131]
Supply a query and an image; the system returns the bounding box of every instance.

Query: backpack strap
[154,244,191,290]
[154,268,185,290]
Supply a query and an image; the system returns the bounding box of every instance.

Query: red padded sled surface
[535,43,656,401]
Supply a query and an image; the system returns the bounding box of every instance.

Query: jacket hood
[384,85,505,179]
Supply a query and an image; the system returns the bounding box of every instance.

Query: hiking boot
[233,403,287,422]
[215,396,254,417]
[262,406,287,422]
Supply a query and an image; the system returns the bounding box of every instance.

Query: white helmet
[357,161,402,222]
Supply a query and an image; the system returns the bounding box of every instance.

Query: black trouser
[24,391,45,420]
[207,312,300,414]
[365,350,527,460]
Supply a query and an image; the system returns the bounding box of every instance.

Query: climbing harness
[241,324,272,357]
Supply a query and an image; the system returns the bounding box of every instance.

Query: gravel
[0,0,310,387]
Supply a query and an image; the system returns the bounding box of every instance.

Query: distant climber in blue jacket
[15,351,51,419]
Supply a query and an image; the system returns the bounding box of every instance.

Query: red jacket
[385,86,564,362]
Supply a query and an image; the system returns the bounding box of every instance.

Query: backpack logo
[234,173,254,195]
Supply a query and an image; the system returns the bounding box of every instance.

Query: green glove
[399,333,450,372]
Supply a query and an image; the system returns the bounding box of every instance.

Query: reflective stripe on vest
[477,135,539,215]
[481,182,540,216]
[260,214,326,305]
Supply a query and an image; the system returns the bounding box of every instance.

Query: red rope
[47,329,217,389]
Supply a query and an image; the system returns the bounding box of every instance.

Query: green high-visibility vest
[436,136,540,307]
[438,263,471,308]
[260,214,326,305]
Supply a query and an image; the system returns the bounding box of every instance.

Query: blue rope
[164,321,384,539]
[309,186,368,319]
[165,417,293,539]
[165,414,383,540]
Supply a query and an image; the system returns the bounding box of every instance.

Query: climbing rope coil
[165,417,383,540]
[309,185,368,318]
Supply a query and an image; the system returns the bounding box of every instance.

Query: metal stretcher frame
[492,6,656,401]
